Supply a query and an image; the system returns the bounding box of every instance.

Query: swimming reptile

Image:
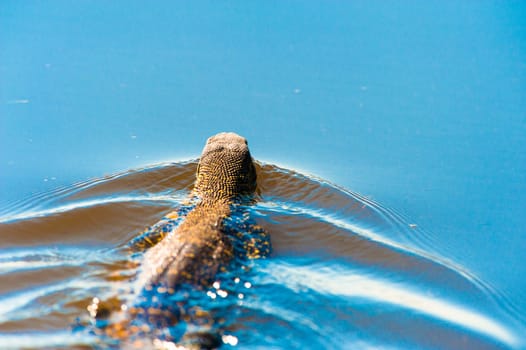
[92,132,270,349]
[140,132,261,288]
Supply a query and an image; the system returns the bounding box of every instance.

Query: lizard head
[194,132,257,201]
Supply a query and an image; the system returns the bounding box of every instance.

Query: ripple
[0,160,522,349]
[0,246,111,275]
[0,330,94,349]
[0,193,184,224]
[0,276,110,324]
[261,260,520,348]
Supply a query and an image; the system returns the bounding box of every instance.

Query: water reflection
[261,261,518,348]
[0,161,521,349]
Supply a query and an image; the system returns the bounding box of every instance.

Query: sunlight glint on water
[0,162,522,349]
[263,261,520,348]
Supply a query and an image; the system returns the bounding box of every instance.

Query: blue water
[1,1,525,349]
[0,162,522,348]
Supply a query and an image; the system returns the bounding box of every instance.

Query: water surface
[0,161,522,349]
[1,1,525,349]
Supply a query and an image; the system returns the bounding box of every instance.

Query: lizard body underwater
[90,132,270,349]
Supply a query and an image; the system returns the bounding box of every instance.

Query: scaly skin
[93,132,269,349]
[138,132,258,290]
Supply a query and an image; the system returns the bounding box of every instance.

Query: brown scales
[140,132,258,289]
[93,132,268,349]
